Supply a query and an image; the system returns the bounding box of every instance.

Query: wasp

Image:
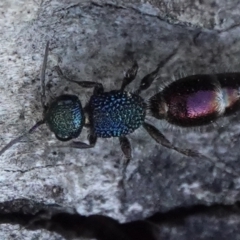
[0,42,202,170]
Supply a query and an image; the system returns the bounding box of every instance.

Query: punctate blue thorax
[45,95,84,141]
[89,90,146,138]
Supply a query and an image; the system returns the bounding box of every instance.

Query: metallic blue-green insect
[0,42,199,167]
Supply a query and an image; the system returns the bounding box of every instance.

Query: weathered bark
[1,0,240,239]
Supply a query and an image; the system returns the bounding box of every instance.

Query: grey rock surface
[1,0,240,239]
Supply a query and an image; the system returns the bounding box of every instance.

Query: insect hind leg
[120,60,139,91]
[143,122,203,158]
[136,50,177,95]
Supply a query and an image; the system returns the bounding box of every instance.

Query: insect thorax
[89,90,146,138]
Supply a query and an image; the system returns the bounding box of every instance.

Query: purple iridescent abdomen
[149,73,240,127]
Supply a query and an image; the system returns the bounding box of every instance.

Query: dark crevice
[147,202,240,225]
[1,199,240,239]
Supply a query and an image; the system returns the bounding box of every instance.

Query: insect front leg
[143,122,202,158]
[54,66,104,94]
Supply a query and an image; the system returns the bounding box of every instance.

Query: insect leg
[54,66,103,94]
[69,132,97,149]
[136,50,177,95]
[40,41,49,111]
[0,120,45,156]
[119,136,132,176]
[143,122,202,158]
[120,60,138,91]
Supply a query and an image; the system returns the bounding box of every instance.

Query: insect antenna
[0,42,49,156]
[41,41,49,113]
[0,120,45,156]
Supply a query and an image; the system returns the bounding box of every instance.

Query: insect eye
[45,95,85,141]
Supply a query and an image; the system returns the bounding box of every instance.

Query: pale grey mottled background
[1,0,240,239]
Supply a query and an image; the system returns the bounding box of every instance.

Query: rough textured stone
[1,0,240,239]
